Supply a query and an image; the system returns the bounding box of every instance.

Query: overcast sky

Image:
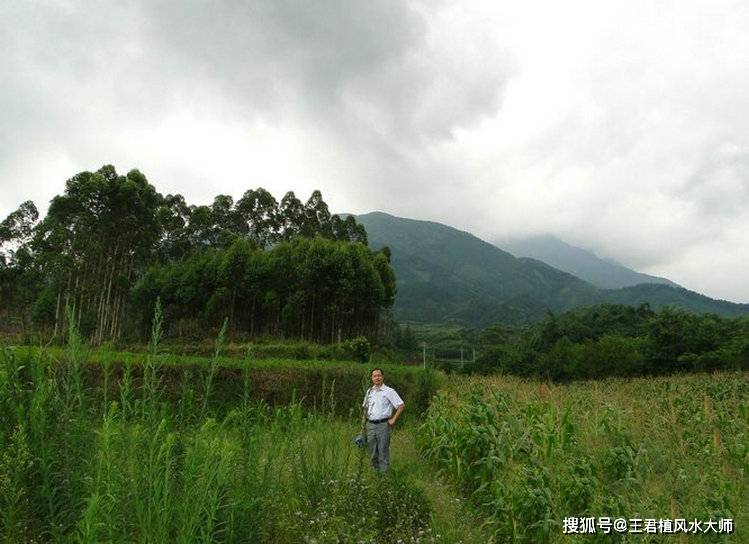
[2,1,748,302]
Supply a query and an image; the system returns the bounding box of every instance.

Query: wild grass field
[1,320,746,542]
[0,318,479,543]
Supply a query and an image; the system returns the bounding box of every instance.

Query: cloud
[462,1,749,300]
[0,0,747,302]
[1,0,512,210]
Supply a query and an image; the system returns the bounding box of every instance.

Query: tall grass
[0,306,437,543]
[201,317,228,419]
[0,312,92,541]
[141,297,165,421]
[5,308,746,544]
[12,343,441,416]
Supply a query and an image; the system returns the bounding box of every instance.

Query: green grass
[393,427,496,543]
[0,315,451,543]
[9,344,442,419]
[3,327,746,543]
[14,344,379,370]
[1,343,446,543]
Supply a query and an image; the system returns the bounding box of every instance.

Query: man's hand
[388,403,405,427]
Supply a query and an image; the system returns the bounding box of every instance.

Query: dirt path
[390,425,495,544]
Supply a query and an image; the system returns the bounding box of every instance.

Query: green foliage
[472,304,749,380]
[1,167,374,346]
[14,345,439,417]
[0,425,34,542]
[141,298,165,420]
[420,373,749,542]
[0,344,438,543]
[201,317,228,418]
[132,235,393,344]
[602,282,749,318]
[342,335,371,363]
[3,337,747,543]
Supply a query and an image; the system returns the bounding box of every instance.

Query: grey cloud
[139,0,511,142]
[2,1,746,302]
[141,1,424,116]
[1,0,513,215]
[680,143,749,216]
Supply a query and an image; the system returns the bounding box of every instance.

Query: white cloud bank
[1,0,747,302]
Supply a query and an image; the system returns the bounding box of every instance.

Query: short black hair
[370,368,383,376]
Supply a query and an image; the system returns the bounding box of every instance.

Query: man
[362,368,404,473]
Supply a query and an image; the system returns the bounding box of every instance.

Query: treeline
[132,236,394,342]
[468,304,749,380]
[0,165,392,344]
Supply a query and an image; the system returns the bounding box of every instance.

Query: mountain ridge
[355,211,749,326]
[501,234,678,290]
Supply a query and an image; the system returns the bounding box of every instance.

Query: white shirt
[363,384,404,420]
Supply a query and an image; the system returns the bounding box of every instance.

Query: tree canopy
[0,165,384,344]
[470,303,748,379]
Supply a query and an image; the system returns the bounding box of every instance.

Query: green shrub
[342,336,371,363]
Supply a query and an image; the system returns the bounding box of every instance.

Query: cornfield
[419,373,748,542]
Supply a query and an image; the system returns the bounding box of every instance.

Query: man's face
[371,370,384,387]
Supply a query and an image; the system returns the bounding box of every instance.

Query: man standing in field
[362,368,405,473]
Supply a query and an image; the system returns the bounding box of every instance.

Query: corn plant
[419,372,749,543]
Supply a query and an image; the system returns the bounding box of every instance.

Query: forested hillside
[471,303,749,379]
[0,165,393,343]
[598,283,749,317]
[358,211,749,326]
[357,212,600,326]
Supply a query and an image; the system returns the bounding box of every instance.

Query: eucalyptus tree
[30,165,162,342]
[218,237,258,331]
[155,193,192,262]
[210,194,246,247]
[4,166,383,343]
[302,190,332,238]
[236,188,280,248]
[0,200,40,329]
[183,204,214,251]
[278,191,305,240]
[133,235,394,343]
[336,215,368,245]
[0,200,39,250]
[280,190,368,245]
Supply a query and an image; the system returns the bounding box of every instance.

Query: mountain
[598,283,749,318]
[498,234,678,290]
[357,212,749,326]
[357,212,599,326]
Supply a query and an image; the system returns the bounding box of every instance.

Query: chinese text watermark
[562,517,733,535]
